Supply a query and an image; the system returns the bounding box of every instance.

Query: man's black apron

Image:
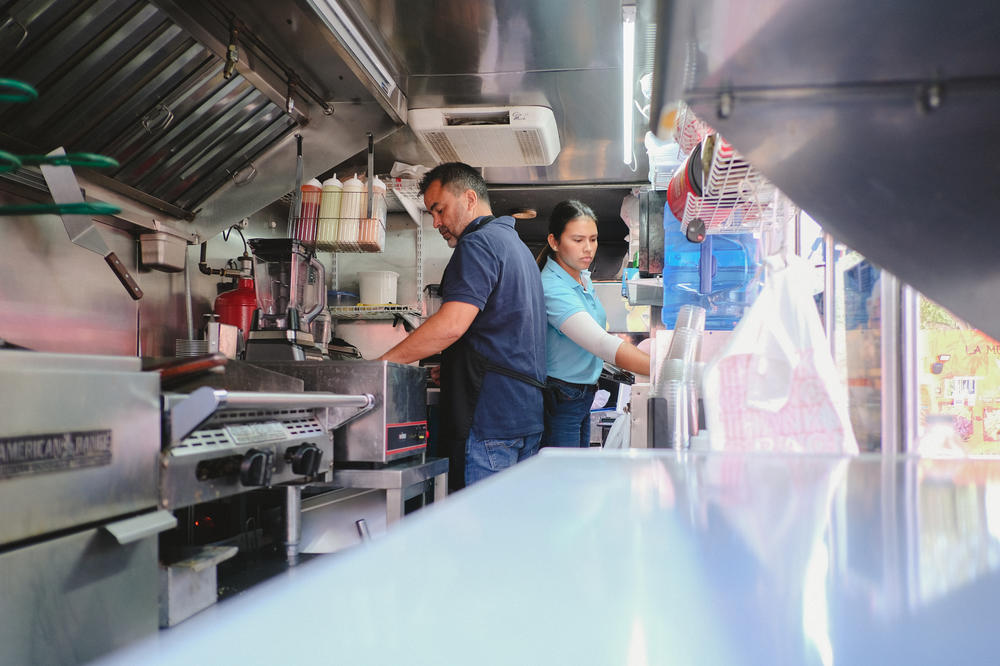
[437,215,547,491]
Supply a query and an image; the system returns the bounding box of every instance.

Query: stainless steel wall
[0,195,268,357]
[0,198,446,359]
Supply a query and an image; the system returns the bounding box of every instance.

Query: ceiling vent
[409,106,561,167]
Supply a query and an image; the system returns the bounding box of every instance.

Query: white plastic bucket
[358,270,399,304]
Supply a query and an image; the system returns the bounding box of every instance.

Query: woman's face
[550,216,598,274]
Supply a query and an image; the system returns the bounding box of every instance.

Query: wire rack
[289,192,388,253]
[680,136,784,235]
[328,304,421,319]
[674,103,713,156]
[385,177,426,224]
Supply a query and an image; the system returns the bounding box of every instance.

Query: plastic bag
[702,256,859,453]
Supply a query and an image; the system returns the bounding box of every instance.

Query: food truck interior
[2,0,1000,663]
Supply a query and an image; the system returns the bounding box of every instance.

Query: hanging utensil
[40,147,143,300]
[286,133,304,236]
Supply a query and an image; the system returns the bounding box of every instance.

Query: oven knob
[239,448,274,486]
[286,443,323,476]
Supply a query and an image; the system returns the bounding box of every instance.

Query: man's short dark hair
[418,162,491,207]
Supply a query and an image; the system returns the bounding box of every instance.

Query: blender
[245,238,327,361]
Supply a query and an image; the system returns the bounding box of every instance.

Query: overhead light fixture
[511,208,537,220]
[622,4,636,165]
[305,0,396,98]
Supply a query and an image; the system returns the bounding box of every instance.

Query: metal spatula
[40,147,143,300]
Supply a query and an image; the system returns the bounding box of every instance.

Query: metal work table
[331,456,449,524]
[98,450,1000,664]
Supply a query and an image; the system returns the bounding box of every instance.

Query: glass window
[916,295,1000,454]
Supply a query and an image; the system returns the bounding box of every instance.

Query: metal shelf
[385,178,426,224]
[328,304,421,320]
[673,102,713,157]
[679,135,793,236]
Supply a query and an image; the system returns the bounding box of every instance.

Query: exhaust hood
[0,0,404,239]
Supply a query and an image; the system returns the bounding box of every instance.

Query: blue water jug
[661,205,761,330]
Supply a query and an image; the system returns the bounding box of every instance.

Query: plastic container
[316,175,343,251]
[327,290,360,307]
[424,283,442,317]
[358,175,387,251]
[661,204,761,330]
[292,178,322,245]
[358,270,399,305]
[338,174,364,250]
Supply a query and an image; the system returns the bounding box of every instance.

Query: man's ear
[463,188,478,213]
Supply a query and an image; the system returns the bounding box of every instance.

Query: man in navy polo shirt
[379,163,546,489]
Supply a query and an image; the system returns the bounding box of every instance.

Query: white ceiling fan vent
[409,106,561,167]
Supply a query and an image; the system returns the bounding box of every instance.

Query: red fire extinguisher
[214,277,257,340]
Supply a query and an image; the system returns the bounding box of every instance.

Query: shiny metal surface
[655,0,1000,340]
[901,285,921,452]
[0,351,160,545]
[97,450,1000,664]
[250,360,428,463]
[330,456,448,490]
[1,523,161,665]
[0,0,297,214]
[298,487,387,554]
[331,456,448,524]
[880,272,902,453]
[348,0,651,185]
[159,406,334,510]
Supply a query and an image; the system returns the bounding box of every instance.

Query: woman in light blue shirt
[538,200,651,447]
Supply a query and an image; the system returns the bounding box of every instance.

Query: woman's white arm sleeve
[558,311,624,364]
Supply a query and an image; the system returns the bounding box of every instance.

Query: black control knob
[286,443,323,476]
[239,448,274,486]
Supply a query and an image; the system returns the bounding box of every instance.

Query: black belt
[547,376,598,392]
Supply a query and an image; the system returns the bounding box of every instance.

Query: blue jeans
[543,379,596,448]
[464,430,542,486]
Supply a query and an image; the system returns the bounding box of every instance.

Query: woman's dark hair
[418,162,491,207]
[536,199,598,268]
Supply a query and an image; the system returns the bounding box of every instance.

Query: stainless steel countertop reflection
[97,450,1000,664]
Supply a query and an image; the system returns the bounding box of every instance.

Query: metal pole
[366,132,374,218]
[284,485,302,566]
[823,232,836,359]
[900,284,920,452]
[880,272,902,453]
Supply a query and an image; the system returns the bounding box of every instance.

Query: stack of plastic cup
[652,305,706,447]
[659,358,689,449]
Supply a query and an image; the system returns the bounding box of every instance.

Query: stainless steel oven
[250,361,429,464]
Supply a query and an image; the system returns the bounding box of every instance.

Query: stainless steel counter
[97,450,1000,664]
